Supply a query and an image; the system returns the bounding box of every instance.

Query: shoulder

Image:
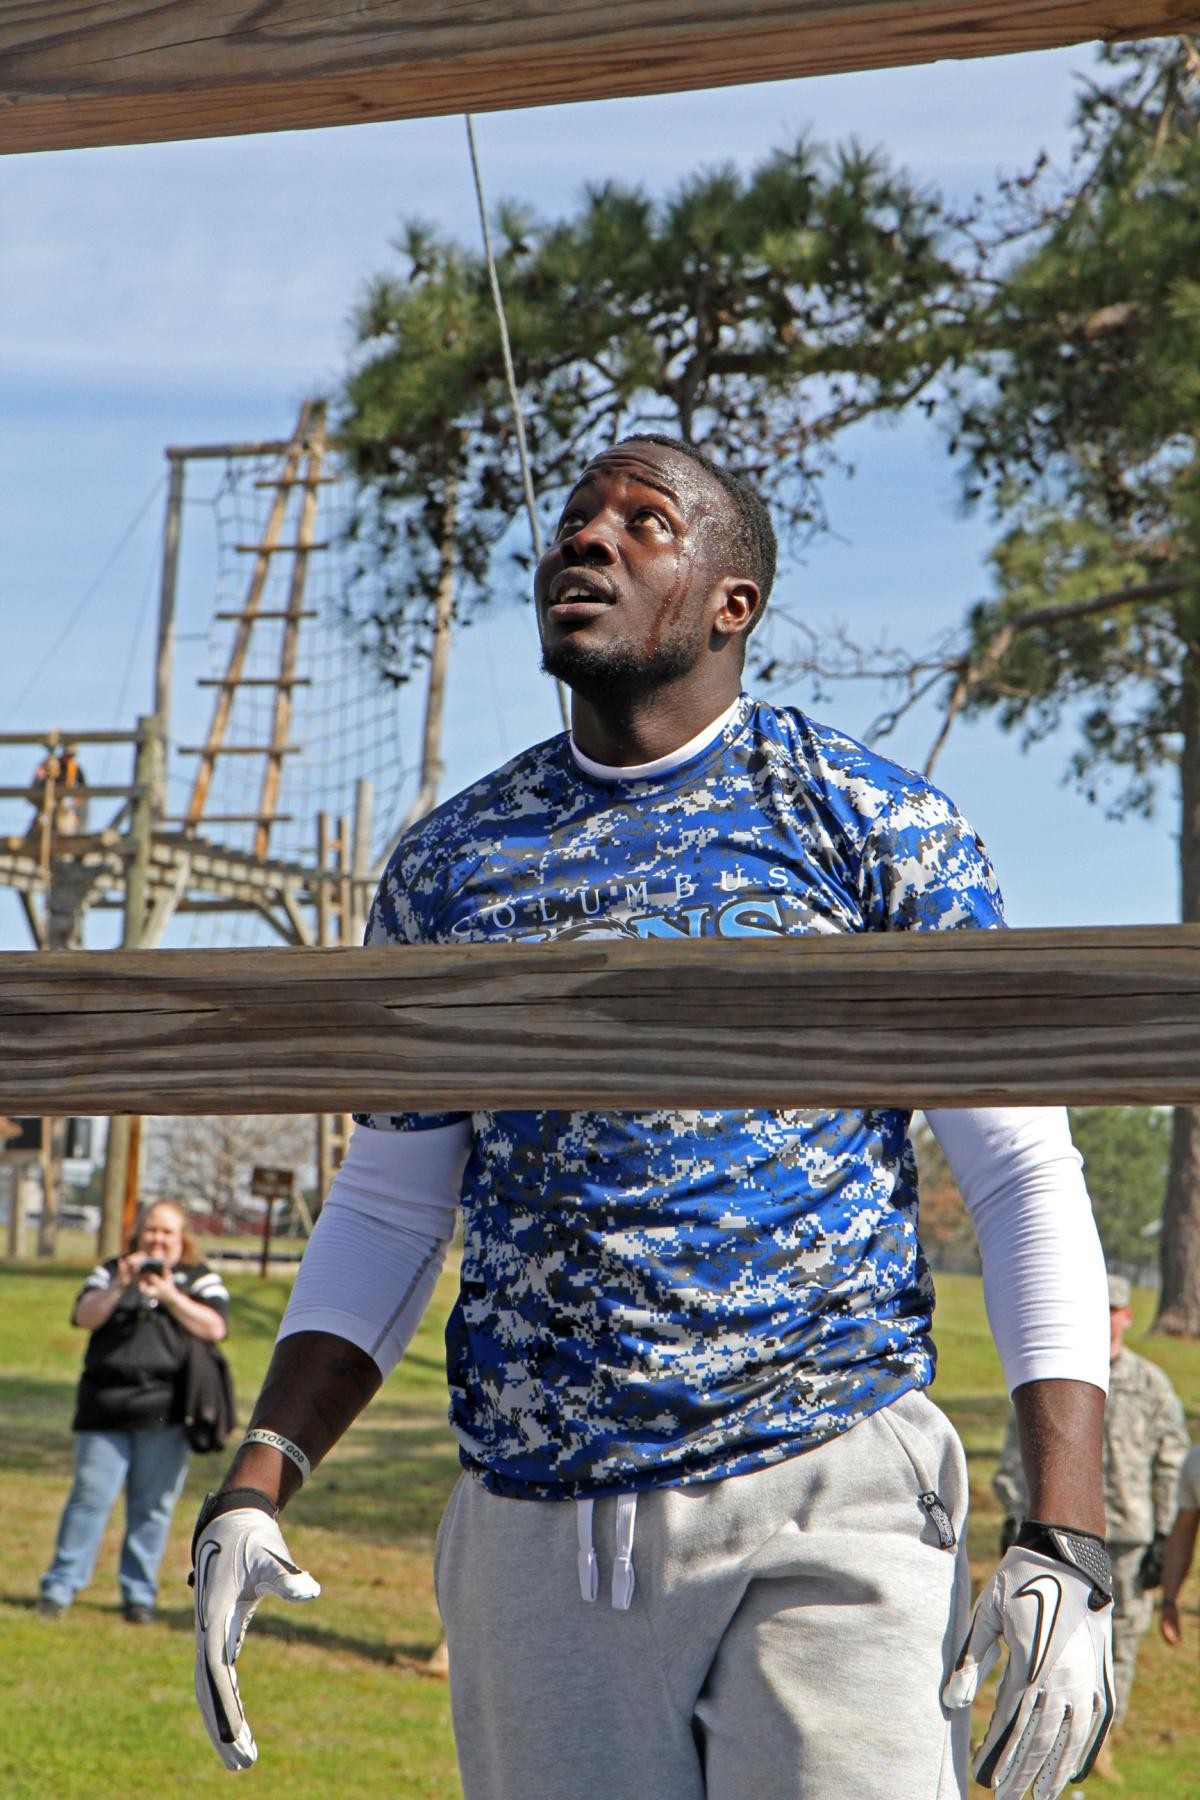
[177,1263,230,1311]
[406,735,568,853]
[374,737,569,911]
[745,700,961,834]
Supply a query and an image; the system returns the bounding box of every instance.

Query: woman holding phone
[37,1199,229,1623]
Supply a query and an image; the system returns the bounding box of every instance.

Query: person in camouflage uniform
[1160,1439,1200,1649]
[994,1272,1188,1729]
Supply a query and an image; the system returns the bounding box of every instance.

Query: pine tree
[946,38,1200,1332]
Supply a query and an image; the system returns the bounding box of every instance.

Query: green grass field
[1,1261,1196,1799]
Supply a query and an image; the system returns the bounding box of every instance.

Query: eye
[632,507,671,532]
[555,509,586,540]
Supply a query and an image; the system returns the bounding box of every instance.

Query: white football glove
[943,1539,1114,1799]
[191,1491,321,1770]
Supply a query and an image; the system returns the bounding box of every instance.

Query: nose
[560,517,619,567]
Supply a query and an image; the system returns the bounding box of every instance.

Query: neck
[570,678,743,767]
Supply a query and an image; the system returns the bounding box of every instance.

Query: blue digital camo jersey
[359,696,1005,1500]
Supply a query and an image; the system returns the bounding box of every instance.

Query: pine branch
[769,575,1188,774]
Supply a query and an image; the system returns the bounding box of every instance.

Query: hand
[1137,1533,1167,1592]
[192,1498,320,1770]
[137,1268,176,1307]
[942,1546,1114,1798]
[1160,1598,1182,1647]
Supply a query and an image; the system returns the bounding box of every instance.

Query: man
[994,1273,1188,1763]
[27,740,88,835]
[1160,1437,1200,1649]
[192,438,1114,1799]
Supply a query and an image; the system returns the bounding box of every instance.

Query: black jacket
[72,1260,229,1432]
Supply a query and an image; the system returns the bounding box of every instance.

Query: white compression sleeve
[925,1107,1109,1397]
[277,1121,470,1378]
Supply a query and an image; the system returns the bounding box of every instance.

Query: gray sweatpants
[435,1389,972,1800]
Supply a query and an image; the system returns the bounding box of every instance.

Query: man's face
[1109,1304,1133,1358]
[534,441,743,706]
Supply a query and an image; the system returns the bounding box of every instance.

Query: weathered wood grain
[2,2,1198,155]
[1,926,1198,1114]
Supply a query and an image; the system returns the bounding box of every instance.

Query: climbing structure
[1,400,418,1218]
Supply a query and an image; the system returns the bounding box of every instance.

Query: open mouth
[546,574,616,619]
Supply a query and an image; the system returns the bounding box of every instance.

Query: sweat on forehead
[575,442,719,509]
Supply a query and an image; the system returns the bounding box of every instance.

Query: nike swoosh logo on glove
[1016,1572,1063,1682]
[195,1540,221,1634]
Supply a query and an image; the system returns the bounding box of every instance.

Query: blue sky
[0,44,1180,949]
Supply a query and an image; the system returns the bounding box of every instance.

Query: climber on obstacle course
[191,436,1114,1799]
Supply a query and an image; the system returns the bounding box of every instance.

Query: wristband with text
[241,1428,312,1485]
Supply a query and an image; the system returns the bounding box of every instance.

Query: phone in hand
[139,1259,165,1278]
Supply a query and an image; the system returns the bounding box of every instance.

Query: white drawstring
[576,1498,599,1603]
[612,1493,637,1611]
[575,1494,638,1609]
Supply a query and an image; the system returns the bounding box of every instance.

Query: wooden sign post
[250,1164,293,1277]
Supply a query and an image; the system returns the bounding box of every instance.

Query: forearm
[1161,1510,1199,1604]
[215,1124,464,1511]
[1012,1377,1106,1537]
[163,1290,227,1342]
[219,1329,382,1511]
[73,1286,124,1330]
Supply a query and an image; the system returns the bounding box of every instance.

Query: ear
[711,576,761,641]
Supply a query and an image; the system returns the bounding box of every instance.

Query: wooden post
[121,1114,142,1247]
[398,476,457,841]
[99,1117,130,1260]
[315,809,334,1213]
[2,3,1192,157]
[351,776,373,945]
[250,1166,292,1275]
[152,455,185,824]
[337,815,352,951]
[99,714,158,1256]
[316,811,331,945]
[259,1193,274,1278]
[6,1158,26,1257]
[11,926,1200,1114]
[36,1116,64,1259]
[255,403,326,860]
[123,716,157,948]
[36,735,58,893]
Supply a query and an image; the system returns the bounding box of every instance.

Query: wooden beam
[1,925,1198,1115]
[2,2,1197,156]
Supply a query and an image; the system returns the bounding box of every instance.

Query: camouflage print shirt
[992,1346,1191,1545]
[359,695,1005,1499]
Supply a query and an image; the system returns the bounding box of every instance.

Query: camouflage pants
[1110,1541,1154,1725]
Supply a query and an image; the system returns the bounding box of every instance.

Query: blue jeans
[41,1425,190,1609]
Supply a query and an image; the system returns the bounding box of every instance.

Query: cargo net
[173,448,415,946]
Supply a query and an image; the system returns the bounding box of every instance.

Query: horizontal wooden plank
[0,925,1197,1115]
[2,1,1198,155]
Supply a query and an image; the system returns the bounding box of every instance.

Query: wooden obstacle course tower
[0,405,374,1252]
[2,5,1200,1149]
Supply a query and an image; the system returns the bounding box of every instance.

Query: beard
[540,631,697,709]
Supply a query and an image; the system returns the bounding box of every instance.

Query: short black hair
[616,433,777,629]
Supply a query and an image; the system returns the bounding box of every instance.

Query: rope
[11,477,165,714]
[464,114,571,733]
